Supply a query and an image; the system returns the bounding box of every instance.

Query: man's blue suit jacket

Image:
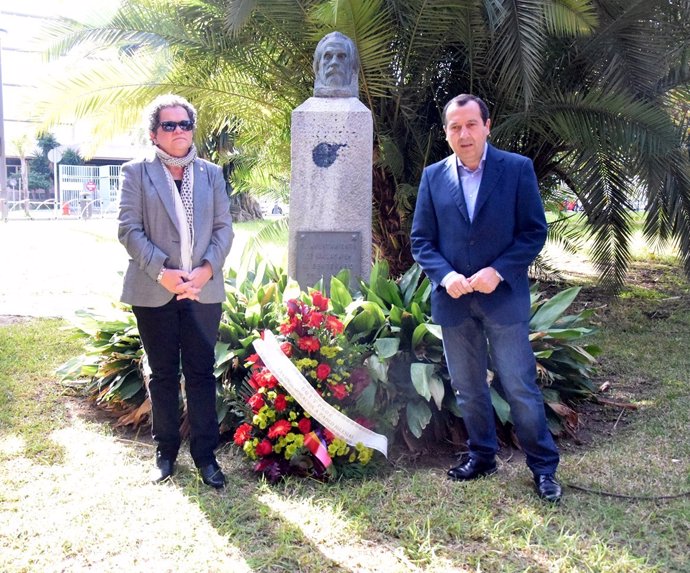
[410,143,547,326]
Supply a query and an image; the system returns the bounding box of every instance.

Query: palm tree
[34,0,690,287]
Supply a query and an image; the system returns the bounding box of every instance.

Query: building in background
[1,4,146,209]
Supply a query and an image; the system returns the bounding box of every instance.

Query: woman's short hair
[145,94,198,133]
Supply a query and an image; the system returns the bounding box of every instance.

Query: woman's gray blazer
[118,153,234,307]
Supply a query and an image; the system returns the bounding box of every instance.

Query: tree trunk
[229,191,263,222]
[371,165,414,278]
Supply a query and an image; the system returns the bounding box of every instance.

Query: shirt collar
[456,143,488,173]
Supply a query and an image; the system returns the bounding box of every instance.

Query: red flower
[316,363,331,381]
[325,315,344,335]
[280,342,293,358]
[268,419,292,439]
[248,370,262,390]
[274,394,288,412]
[306,311,324,328]
[258,370,278,389]
[323,428,335,443]
[248,393,265,412]
[297,418,312,434]
[256,439,273,456]
[312,291,329,311]
[332,384,348,400]
[233,423,253,446]
[298,336,320,353]
[279,317,299,335]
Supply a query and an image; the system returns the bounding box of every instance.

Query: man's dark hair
[442,94,490,126]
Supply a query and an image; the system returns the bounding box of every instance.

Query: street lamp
[0,28,8,222]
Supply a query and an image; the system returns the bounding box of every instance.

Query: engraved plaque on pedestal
[295,231,361,292]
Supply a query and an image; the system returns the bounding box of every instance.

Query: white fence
[59,164,121,216]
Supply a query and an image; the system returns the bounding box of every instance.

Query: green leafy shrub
[56,307,149,426]
[58,257,599,451]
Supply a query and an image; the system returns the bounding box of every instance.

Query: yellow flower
[295,358,318,371]
[320,346,341,359]
[356,443,373,465]
[327,438,349,457]
[243,439,258,460]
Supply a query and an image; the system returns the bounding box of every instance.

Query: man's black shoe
[199,462,226,489]
[150,456,175,484]
[534,473,562,503]
[447,457,497,481]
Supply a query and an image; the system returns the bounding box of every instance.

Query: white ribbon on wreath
[253,330,388,458]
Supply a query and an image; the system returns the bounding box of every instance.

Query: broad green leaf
[543,327,592,340]
[406,400,432,438]
[259,282,277,306]
[366,354,389,383]
[411,323,442,349]
[374,337,399,359]
[214,342,234,366]
[389,305,403,326]
[378,277,404,307]
[490,386,512,424]
[534,349,554,358]
[329,276,352,313]
[399,263,423,306]
[410,362,436,400]
[412,278,431,305]
[410,301,425,324]
[356,382,377,415]
[117,371,145,400]
[427,371,446,410]
[530,286,581,331]
[425,324,442,340]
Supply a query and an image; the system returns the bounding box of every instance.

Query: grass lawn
[0,231,688,571]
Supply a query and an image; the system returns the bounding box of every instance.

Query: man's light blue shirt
[457,143,488,222]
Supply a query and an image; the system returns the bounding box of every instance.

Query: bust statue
[313,32,359,98]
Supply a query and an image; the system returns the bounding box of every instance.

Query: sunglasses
[159,120,194,132]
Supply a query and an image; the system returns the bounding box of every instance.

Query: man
[410,94,562,503]
[313,31,359,98]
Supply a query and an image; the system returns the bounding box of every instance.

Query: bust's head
[313,32,359,98]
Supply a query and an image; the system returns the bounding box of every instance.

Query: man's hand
[445,273,474,299]
[468,267,501,294]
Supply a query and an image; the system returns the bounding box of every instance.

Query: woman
[118,94,233,488]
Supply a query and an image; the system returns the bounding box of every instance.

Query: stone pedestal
[288,97,373,291]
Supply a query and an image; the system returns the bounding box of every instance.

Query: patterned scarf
[155,144,197,272]
[155,144,197,233]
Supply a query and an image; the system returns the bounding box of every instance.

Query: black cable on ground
[566,483,690,501]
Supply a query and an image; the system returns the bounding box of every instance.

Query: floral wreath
[233,290,375,481]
